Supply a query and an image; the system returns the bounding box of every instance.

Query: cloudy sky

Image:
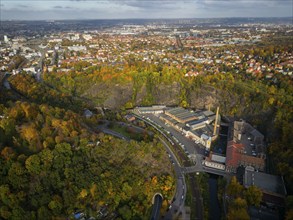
[0,0,292,20]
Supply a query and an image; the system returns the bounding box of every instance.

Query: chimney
[213,107,220,136]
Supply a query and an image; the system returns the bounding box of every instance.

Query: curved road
[98,114,203,219]
[133,114,188,219]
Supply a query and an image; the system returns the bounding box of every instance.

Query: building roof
[226,141,266,169]
[250,129,264,139]
[83,109,93,118]
[189,124,213,137]
[136,105,166,113]
[186,118,207,127]
[241,154,265,167]
[226,141,243,168]
[244,169,286,197]
[166,107,185,114]
[211,153,226,163]
[202,110,215,117]
[160,114,179,125]
[165,107,198,122]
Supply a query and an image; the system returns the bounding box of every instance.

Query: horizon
[1,0,292,21]
[1,16,292,22]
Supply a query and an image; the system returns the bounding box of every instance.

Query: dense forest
[0,98,175,219]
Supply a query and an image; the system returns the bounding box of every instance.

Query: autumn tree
[244,185,263,207]
[227,176,244,198]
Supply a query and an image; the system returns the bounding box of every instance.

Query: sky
[0,0,292,20]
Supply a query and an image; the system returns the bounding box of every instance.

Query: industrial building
[165,107,199,123]
[134,105,166,114]
[226,120,266,173]
[226,141,265,173]
[161,107,220,149]
[134,106,220,149]
[244,166,286,207]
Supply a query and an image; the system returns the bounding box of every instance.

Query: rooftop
[226,141,243,167]
[165,107,198,122]
[244,168,286,197]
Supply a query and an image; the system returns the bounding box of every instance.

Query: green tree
[48,195,63,216]
[0,205,11,219]
[227,176,244,198]
[25,155,41,175]
[37,206,51,220]
[232,197,247,209]
[8,162,28,190]
[118,205,132,219]
[244,185,263,207]
[227,207,249,220]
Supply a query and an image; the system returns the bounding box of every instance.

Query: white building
[4,35,9,43]
[83,34,92,41]
[68,45,87,52]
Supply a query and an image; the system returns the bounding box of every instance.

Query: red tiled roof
[226,140,265,170]
[241,154,265,167]
[226,141,243,168]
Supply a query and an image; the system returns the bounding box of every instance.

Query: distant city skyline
[0,0,292,21]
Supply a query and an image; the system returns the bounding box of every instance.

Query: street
[142,113,205,168]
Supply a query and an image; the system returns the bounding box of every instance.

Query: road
[133,112,232,219]
[97,116,188,219]
[97,120,130,141]
[142,113,229,177]
[150,194,163,220]
[101,128,130,141]
[158,136,187,220]
[98,114,225,219]
[142,113,205,168]
[133,114,188,219]
[146,113,203,153]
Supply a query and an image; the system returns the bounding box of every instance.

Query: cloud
[53,5,63,9]
[196,0,292,11]
[108,0,183,11]
[17,4,29,8]
[53,5,74,9]
[1,0,291,20]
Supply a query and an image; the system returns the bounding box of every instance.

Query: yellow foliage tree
[79,189,88,199]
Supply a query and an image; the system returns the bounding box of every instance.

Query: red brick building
[226,141,265,173]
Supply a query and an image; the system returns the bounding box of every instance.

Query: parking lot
[239,132,258,157]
